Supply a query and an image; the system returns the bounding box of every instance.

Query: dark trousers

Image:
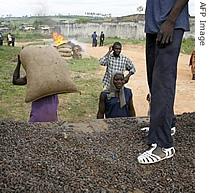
[146,29,184,148]
[92,40,97,47]
[100,40,104,46]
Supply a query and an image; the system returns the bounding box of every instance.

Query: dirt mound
[0,113,194,193]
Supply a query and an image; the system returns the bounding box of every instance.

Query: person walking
[137,0,190,164]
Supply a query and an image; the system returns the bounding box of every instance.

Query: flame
[52,32,65,46]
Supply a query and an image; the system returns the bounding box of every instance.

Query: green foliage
[75,17,91,24]
[14,31,51,42]
[103,37,145,46]
[181,38,195,54]
[69,58,99,72]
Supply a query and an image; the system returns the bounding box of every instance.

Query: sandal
[141,127,176,136]
[137,143,175,164]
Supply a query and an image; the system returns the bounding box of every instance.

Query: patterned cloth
[99,53,136,87]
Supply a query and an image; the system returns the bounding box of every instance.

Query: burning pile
[52,32,82,60]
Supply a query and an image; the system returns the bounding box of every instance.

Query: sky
[0,0,195,17]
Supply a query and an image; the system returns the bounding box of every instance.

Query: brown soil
[84,44,195,117]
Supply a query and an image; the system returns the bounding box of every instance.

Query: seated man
[12,55,59,123]
[97,72,136,118]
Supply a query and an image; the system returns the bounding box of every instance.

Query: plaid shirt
[99,53,136,87]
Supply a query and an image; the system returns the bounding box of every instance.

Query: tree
[137,6,144,14]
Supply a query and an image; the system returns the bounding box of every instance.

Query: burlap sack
[20,45,78,103]
[58,47,72,53]
[60,52,72,57]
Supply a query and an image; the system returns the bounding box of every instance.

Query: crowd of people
[12,0,192,165]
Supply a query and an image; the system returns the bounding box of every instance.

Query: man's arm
[124,58,136,84]
[124,71,134,84]
[97,92,106,119]
[99,46,112,66]
[12,55,27,85]
[157,0,189,45]
[128,95,136,117]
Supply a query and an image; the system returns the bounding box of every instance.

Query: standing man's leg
[145,33,177,131]
[138,29,184,164]
[146,33,157,92]
[149,29,184,147]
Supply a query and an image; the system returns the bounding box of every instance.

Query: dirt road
[84,44,195,117]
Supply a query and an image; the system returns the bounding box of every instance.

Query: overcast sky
[0,0,195,17]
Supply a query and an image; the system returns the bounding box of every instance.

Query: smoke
[33,0,49,16]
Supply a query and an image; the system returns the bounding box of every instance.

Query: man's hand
[108,46,113,52]
[157,19,175,47]
[123,76,130,84]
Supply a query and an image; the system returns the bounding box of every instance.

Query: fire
[52,32,65,46]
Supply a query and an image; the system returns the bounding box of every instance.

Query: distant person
[12,55,59,123]
[99,41,136,90]
[7,33,12,46]
[91,31,97,47]
[0,32,3,46]
[189,49,195,80]
[97,72,136,118]
[99,31,105,46]
[11,34,15,47]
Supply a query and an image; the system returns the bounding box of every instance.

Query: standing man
[99,31,105,46]
[11,34,15,47]
[7,33,12,46]
[99,41,136,90]
[0,32,3,46]
[137,0,190,164]
[91,31,97,47]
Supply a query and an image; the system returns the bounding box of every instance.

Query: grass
[14,31,51,42]
[0,46,102,122]
[60,58,102,122]
[0,46,30,120]
[78,37,145,46]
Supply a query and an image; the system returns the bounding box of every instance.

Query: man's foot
[137,143,175,164]
[141,126,176,136]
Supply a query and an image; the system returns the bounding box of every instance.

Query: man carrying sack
[12,46,78,122]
